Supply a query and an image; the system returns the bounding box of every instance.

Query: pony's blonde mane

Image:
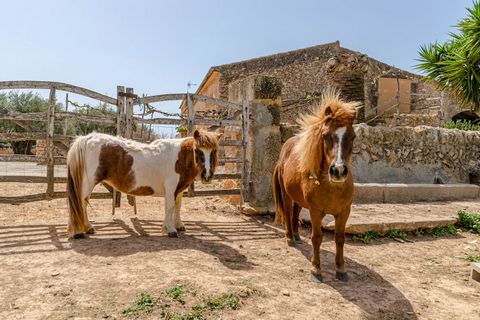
[294,89,360,175]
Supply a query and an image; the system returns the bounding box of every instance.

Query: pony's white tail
[66,136,88,237]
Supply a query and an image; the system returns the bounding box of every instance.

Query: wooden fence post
[46,86,56,199]
[125,87,137,215]
[241,96,249,205]
[63,93,68,136]
[187,93,195,197]
[125,87,134,139]
[117,86,126,137]
[112,86,126,213]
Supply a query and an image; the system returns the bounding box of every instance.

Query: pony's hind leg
[173,193,185,232]
[72,178,96,238]
[334,209,351,282]
[281,190,295,246]
[292,203,301,241]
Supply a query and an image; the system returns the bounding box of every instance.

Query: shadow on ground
[1,216,418,318]
[259,217,418,320]
[0,217,282,270]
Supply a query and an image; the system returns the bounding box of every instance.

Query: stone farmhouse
[180,41,461,127]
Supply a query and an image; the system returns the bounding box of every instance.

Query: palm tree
[416,1,480,111]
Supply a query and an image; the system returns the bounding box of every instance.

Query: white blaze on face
[335,127,346,165]
[200,148,212,178]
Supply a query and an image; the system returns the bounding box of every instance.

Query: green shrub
[456,210,480,234]
[441,120,480,131]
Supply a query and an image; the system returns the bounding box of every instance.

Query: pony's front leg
[174,192,185,232]
[309,211,325,282]
[334,207,351,282]
[163,189,178,238]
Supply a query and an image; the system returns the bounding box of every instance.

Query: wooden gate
[0,81,249,207]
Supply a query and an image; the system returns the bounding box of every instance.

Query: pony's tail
[272,164,284,225]
[66,136,88,237]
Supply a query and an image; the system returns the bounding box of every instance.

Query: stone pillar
[228,76,282,213]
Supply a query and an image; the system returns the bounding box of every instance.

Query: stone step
[471,263,480,285]
[299,200,480,235]
[354,183,479,203]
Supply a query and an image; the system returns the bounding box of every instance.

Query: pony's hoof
[73,233,85,239]
[176,225,186,232]
[294,234,301,241]
[310,274,323,283]
[336,271,349,282]
[86,227,95,234]
[168,231,178,238]
[286,239,296,247]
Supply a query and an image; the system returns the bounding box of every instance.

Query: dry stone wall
[280,124,480,184]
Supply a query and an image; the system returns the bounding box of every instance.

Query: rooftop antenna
[187,81,197,94]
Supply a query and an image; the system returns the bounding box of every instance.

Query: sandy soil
[0,193,479,320]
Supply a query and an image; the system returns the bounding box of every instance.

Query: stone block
[471,263,480,285]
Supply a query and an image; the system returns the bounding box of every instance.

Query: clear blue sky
[0,0,473,113]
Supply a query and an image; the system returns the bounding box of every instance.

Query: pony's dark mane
[294,90,360,174]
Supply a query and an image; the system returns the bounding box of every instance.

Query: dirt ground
[0,192,479,320]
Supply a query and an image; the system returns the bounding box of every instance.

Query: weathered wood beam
[0,111,116,125]
[0,133,73,142]
[214,173,242,180]
[0,176,67,183]
[134,117,185,125]
[0,81,117,105]
[46,87,56,199]
[194,119,242,126]
[137,93,187,104]
[185,189,241,197]
[220,140,243,147]
[0,155,45,162]
[218,157,242,164]
[0,191,112,204]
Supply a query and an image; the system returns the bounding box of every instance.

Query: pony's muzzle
[329,163,348,182]
[200,169,212,184]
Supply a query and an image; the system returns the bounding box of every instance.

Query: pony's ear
[216,132,224,140]
[193,129,200,139]
[324,105,332,117]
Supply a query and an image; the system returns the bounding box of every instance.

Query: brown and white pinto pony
[66,129,222,239]
[273,90,359,282]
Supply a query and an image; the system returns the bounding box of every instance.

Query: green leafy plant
[413,229,424,237]
[462,254,480,262]
[161,292,241,320]
[122,292,155,316]
[165,285,185,304]
[386,229,408,239]
[176,124,188,132]
[456,210,480,234]
[203,293,240,311]
[441,120,480,131]
[416,1,480,110]
[352,231,380,244]
[162,309,205,320]
[431,225,457,238]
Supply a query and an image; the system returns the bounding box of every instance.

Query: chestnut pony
[273,91,359,282]
[66,129,221,239]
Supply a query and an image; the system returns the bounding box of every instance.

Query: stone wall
[381,113,442,128]
[280,124,480,184]
[212,42,457,125]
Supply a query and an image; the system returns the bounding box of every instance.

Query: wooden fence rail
[0,81,117,105]
[0,80,248,205]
